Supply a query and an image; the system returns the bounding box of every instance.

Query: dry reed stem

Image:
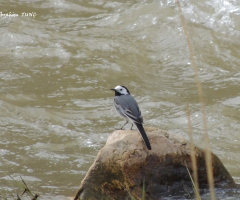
[186,104,201,200]
[177,1,216,199]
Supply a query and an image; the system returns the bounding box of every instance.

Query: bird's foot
[130,124,133,130]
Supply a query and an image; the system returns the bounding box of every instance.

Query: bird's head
[111,85,130,96]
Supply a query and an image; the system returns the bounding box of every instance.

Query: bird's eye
[120,89,122,91]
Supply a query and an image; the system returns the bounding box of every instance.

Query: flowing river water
[0,1,240,199]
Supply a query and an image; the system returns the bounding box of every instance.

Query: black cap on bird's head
[111,85,130,96]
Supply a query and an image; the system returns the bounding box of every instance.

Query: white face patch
[114,85,129,95]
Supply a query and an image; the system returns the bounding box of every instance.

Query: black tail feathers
[135,123,151,150]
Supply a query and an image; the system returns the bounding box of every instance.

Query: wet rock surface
[74,127,236,200]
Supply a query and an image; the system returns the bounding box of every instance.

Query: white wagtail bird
[110,85,151,150]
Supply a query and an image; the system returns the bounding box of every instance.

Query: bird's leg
[120,121,128,130]
[130,123,133,130]
[115,121,128,130]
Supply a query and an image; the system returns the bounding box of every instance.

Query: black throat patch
[114,90,122,96]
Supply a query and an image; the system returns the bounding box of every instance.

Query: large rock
[74,127,236,200]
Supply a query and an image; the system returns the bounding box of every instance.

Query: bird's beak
[110,88,115,91]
